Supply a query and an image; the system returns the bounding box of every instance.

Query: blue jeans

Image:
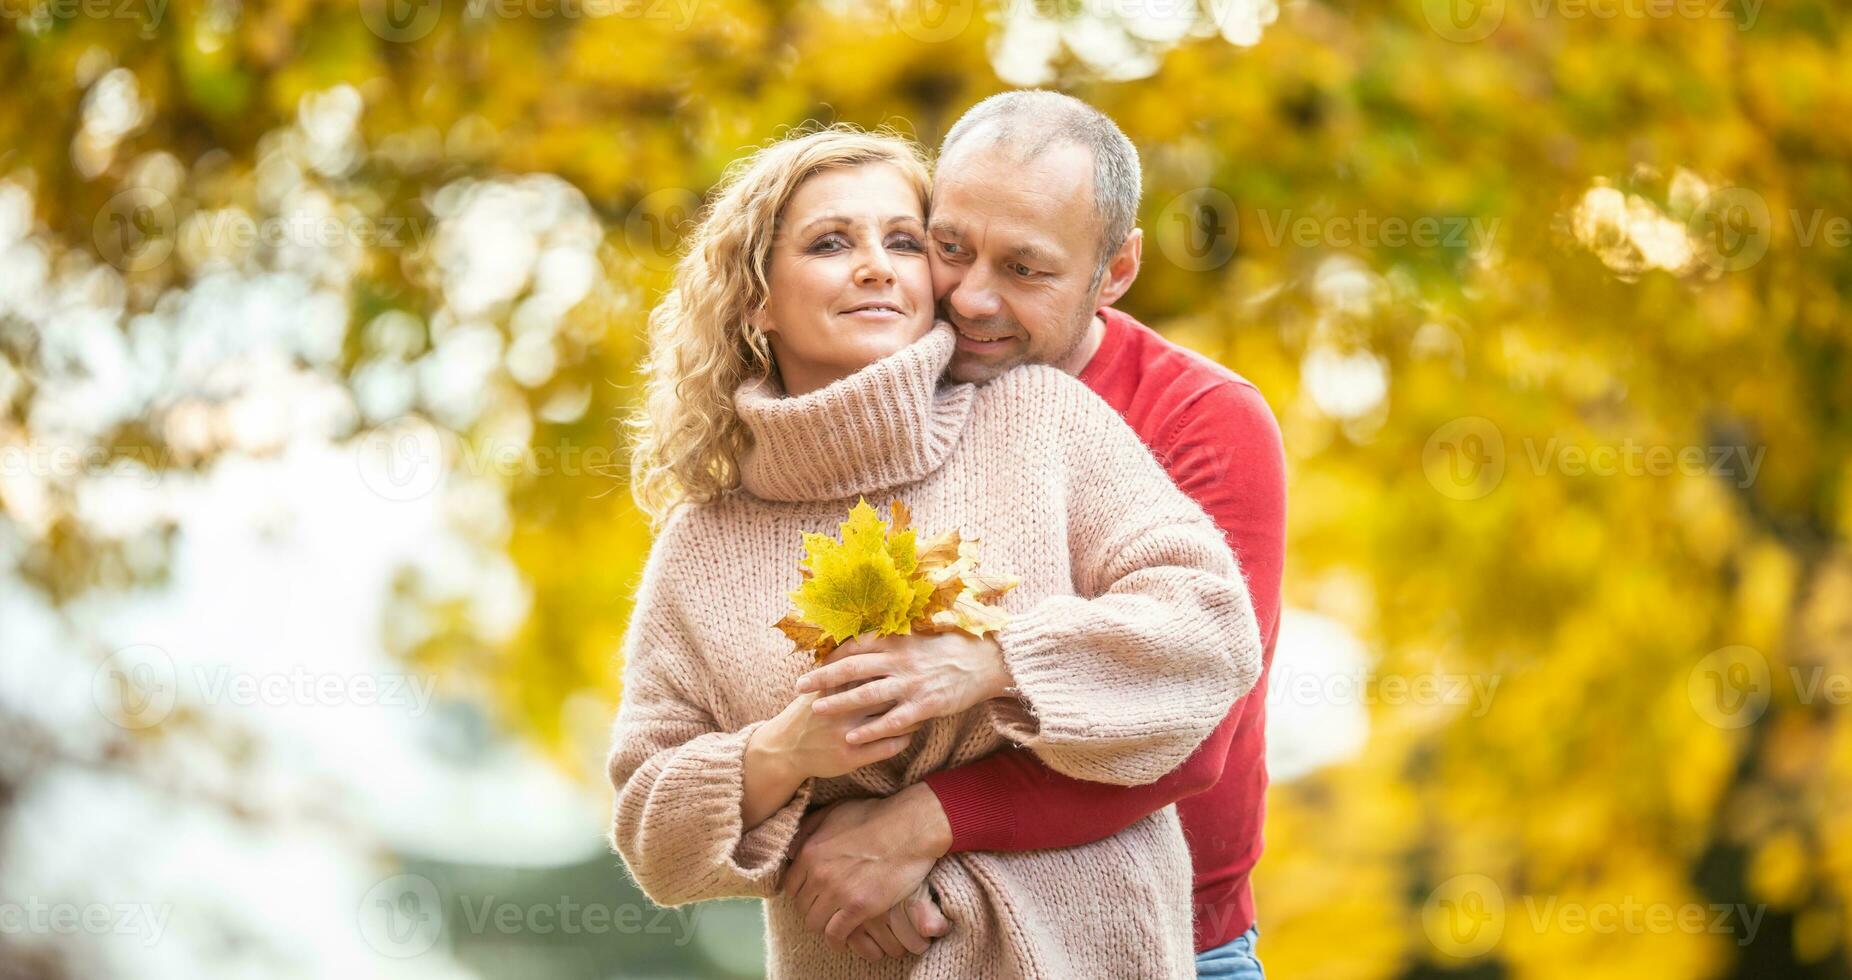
[1195,925,1263,979]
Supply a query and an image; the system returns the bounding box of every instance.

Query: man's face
[929,140,1105,384]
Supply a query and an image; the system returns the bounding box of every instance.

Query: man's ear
[1093,228,1142,309]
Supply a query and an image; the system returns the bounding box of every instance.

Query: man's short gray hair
[938,90,1142,288]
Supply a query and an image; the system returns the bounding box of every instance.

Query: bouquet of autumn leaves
[774,498,1020,663]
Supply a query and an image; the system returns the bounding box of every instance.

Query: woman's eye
[888,234,924,252]
[809,234,848,253]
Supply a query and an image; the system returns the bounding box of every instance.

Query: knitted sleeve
[605,523,813,906]
[983,369,1265,786]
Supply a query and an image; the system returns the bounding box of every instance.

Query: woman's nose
[855,247,897,284]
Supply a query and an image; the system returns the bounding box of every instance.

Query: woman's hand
[752,689,919,782]
[793,632,1016,745]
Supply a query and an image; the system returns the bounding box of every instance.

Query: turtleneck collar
[734,322,975,502]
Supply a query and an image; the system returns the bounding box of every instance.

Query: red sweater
[923,307,1286,952]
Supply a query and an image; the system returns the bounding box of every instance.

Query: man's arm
[922,379,1286,852]
[783,379,1286,955]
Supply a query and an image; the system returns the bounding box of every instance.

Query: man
[781,90,1286,976]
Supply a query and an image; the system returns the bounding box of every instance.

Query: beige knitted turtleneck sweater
[606,323,1263,979]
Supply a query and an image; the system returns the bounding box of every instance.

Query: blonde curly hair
[627,125,932,521]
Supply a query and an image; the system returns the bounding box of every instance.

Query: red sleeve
[924,381,1287,851]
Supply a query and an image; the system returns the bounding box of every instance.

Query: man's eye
[937,240,962,257]
[1012,263,1037,277]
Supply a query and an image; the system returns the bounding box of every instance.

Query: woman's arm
[608,529,915,905]
[605,522,816,907]
[742,690,918,827]
[609,717,806,907]
[740,724,808,831]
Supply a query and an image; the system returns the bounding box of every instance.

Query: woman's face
[757,163,935,396]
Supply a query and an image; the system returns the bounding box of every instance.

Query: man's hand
[782,783,954,953]
[843,884,945,962]
[794,631,1014,745]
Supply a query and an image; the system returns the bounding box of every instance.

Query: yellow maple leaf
[787,499,932,646]
[777,498,1017,662]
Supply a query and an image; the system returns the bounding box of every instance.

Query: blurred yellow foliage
[4,0,1848,974]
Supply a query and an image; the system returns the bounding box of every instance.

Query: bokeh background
[1,0,1847,976]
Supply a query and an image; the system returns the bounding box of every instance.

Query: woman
[607,126,1264,978]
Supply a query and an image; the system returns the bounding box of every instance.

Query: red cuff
[922,764,1018,851]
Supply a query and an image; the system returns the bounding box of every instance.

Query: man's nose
[948,265,1001,320]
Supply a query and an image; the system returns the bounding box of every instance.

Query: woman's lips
[841,307,905,321]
